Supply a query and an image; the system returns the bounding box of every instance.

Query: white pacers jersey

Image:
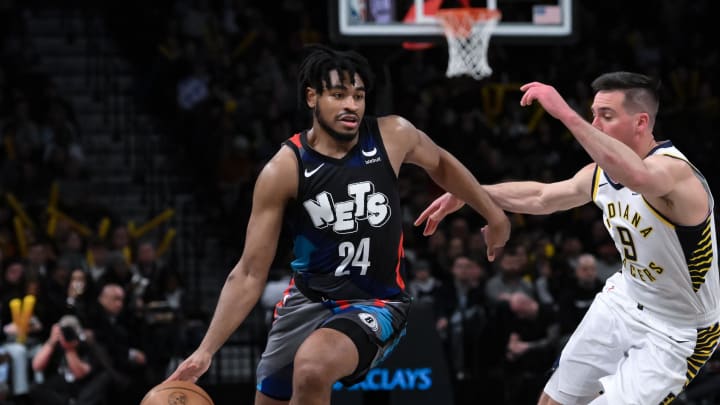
[591,141,720,328]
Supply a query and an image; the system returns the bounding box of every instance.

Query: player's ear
[306,87,317,109]
[635,112,649,132]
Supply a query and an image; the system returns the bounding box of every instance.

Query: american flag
[533,5,562,25]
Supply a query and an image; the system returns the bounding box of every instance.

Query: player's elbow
[230,257,270,286]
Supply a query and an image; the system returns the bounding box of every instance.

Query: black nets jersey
[283,117,407,300]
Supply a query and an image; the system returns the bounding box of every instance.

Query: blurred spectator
[30,315,105,405]
[57,230,85,263]
[407,259,441,305]
[109,225,131,256]
[97,251,133,295]
[594,240,622,283]
[86,237,109,283]
[445,236,467,267]
[25,240,53,286]
[466,227,488,266]
[86,284,148,405]
[131,241,168,303]
[38,255,75,332]
[533,257,556,307]
[434,256,500,403]
[501,292,559,405]
[485,242,535,305]
[556,233,584,271]
[557,253,603,344]
[64,268,95,325]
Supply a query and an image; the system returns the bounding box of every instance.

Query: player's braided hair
[297,44,374,110]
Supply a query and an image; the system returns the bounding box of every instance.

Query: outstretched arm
[519,82,674,197]
[484,164,595,214]
[166,147,296,382]
[415,164,595,235]
[381,115,510,260]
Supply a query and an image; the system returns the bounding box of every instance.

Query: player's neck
[638,135,660,157]
[307,127,358,158]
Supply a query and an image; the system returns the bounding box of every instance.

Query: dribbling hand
[413,192,465,236]
[481,216,510,262]
[165,350,212,384]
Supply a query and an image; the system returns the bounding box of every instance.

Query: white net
[436,9,501,80]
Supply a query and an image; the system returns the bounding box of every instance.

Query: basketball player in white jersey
[415,72,720,404]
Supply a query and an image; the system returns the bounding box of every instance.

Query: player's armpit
[630,154,689,198]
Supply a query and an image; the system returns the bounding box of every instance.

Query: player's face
[590,90,638,147]
[312,70,366,143]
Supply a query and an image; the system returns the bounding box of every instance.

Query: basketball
[140,380,214,405]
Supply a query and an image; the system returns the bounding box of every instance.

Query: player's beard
[315,104,358,143]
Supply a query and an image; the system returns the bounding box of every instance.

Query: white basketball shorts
[544,277,720,405]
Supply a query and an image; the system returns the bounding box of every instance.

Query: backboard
[330,0,575,44]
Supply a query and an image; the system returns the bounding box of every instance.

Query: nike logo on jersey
[361,147,378,157]
[598,183,607,187]
[304,163,325,178]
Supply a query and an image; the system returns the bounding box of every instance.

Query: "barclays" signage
[333,367,433,391]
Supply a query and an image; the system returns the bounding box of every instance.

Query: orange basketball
[140,380,214,405]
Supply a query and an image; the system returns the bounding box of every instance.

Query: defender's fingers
[414,205,434,226]
[423,218,439,236]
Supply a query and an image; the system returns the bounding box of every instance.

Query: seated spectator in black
[131,241,168,303]
[39,256,74,331]
[65,268,96,325]
[108,225,131,256]
[86,236,109,283]
[25,239,54,289]
[485,241,535,305]
[557,253,603,344]
[501,292,560,405]
[30,315,105,405]
[86,283,148,405]
[55,229,87,269]
[97,252,134,298]
[407,259,442,305]
[434,256,502,404]
[593,233,622,283]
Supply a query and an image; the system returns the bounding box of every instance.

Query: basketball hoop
[435,8,501,80]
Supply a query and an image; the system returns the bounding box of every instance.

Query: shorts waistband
[634,300,720,329]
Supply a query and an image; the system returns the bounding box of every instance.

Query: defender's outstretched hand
[414,192,465,236]
[520,82,574,121]
[165,350,212,384]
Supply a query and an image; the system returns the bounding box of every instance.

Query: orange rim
[435,8,501,37]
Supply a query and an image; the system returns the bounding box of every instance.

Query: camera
[60,325,79,342]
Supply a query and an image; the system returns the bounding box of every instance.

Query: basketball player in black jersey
[166,44,511,405]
